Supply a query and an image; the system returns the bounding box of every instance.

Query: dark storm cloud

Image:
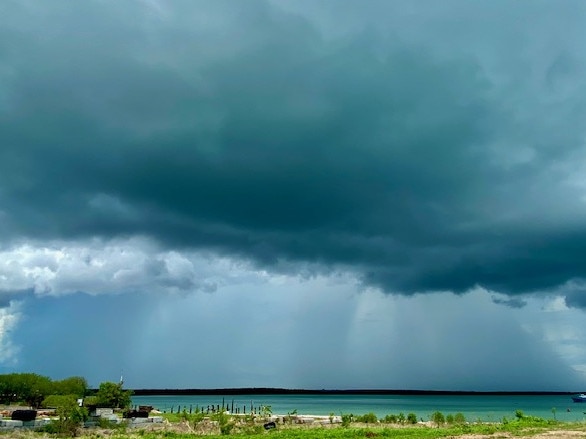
[2,1,586,303]
[491,296,527,309]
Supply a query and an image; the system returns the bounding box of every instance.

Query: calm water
[132,394,586,422]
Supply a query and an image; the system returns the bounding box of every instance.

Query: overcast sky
[1,0,586,391]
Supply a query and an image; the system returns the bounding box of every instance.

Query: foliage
[453,413,466,424]
[0,373,87,407]
[94,381,132,409]
[260,404,272,420]
[66,419,586,439]
[0,373,53,407]
[171,408,206,427]
[53,377,88,397]
[406,413,417,424]
[82,395,99,407]
[43,394,80,409]
[340,413,353,427]
[430,411,445,427]
[43,396,88,437]
[30,409,586,439]
[355,412,378,423]
[211,410,235,435]
[383,414,398,423]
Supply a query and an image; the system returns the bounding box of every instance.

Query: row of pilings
[136,399,270,415]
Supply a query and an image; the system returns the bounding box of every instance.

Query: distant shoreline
[131,388,577,396]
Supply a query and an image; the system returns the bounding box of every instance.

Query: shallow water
[132,393,586,422]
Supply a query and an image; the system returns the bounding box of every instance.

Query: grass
[1,410,585,439]
[72,420,586,439]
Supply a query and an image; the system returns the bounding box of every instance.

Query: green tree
[45,395,88,437]
[1,373,54,408]
[54,377,88,397]
[95,381,132,409]
[0,374,18,404]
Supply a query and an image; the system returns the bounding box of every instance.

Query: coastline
[131,388,578,396]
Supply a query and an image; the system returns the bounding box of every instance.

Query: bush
[431,411,445,427]
[43,394,79,409]
[383,414,398,423]
[454,412,466,424]
[356,412,378,423]
[45,399,88,437]
[341,413,353,427]
[407,413,418,424]
[212,411,235,435]
[515,410,525,420]
[82,395,99,407]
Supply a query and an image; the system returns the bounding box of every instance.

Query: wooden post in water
[231,400,234,413]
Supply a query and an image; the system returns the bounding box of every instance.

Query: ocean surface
[132,393,586,422]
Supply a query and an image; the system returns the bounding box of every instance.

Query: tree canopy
[0,373,88,407]
[94,381,132,409]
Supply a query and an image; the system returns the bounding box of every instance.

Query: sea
[132,393,586,423]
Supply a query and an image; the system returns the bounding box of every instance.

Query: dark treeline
[132,388,575,396]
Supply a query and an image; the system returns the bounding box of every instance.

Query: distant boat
[572,394,586,403]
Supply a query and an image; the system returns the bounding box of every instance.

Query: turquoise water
[132,394,586,422]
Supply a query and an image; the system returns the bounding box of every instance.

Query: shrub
[43,394,78,409]
[356,412,378,423]
[341,413,353,427]
[431,411,445,427]
[515,410,525,420]
[454,412,466,424]
[407,413,418,424]
[383,414,398,423]
[44,398,88,437]
[212,410,235,435]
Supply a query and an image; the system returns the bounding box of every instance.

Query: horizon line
[129,387,579,396]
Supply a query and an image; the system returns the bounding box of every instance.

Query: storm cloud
[1,0,586,389]
[2,0,586,301]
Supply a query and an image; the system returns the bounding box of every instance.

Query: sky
[1,0,586,391]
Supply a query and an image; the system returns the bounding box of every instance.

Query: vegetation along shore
[1,373,585,438]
